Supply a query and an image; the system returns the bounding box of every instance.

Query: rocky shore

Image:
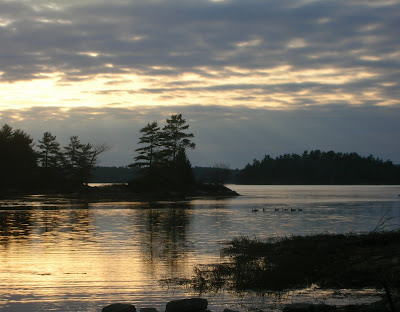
[67,183,240,201]
[101,297,399,312]
[0,183,240,202]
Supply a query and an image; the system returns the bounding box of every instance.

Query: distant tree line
[0,124,108,192]
[236,150,400,185]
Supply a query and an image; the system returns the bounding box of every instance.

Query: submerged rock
[102,303,136,312]
[165,298,208,312]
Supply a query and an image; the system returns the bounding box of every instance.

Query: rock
[223,309,240,312]
[283,303,335,312]
[165,298,208,312]
[102,303,136,312]
[140,308,158,312]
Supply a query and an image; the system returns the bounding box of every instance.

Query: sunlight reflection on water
[0,185,399,311]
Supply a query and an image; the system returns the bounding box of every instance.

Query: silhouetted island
[64,182,240,201]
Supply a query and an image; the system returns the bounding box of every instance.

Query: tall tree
[161,114,195,166]
[0,124,37,189]
[64,136,84,168]
[64,136,109,185]
[37,132,62,168]
[131,121,162,168]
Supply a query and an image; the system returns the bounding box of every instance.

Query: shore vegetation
[191,230,400,294]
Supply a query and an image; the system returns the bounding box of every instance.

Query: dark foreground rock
[283,303,336,312]
[165,298,208,312]
[102,297,399,312]
[102,303,137,312]
[103,298,207,312]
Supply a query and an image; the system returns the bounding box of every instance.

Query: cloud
[1,0,398,109]
[1,1,399,80]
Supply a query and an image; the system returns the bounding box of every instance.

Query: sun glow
[0,62,396,116]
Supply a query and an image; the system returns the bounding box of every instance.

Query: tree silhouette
[130,114,197,192]
[237,150,400,185]
[37,132,62,168]
[132,121,162,168]
[161,114,195,166]
[0,124,37,190]
[64,136,109,185]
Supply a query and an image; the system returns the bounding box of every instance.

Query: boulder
[223,309,239,312]
[165,298,208,312]
[102,303,136,312]
[283,303,335,312]
[140,308,158,312]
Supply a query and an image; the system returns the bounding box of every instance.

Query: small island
[0,114,240,200]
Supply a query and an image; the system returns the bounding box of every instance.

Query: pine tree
[37,132,62,168]
[161,114,195,166]
[63,136,109,185]
[64,136,84,168]
[131,121,162,168]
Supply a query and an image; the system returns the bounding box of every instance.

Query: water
[0,185,399,312]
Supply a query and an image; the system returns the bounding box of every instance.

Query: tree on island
[161,113,196,166]
[133,121,162,168]
[130,114,196,192]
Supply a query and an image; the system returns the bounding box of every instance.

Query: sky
[0,0,399,169]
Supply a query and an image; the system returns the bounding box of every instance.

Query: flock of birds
[252,207,303,212]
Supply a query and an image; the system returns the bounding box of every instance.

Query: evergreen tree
[161,114,195,166]
[131,121,162,168]
[0,124,37,189]
[64,136,109,185]
[174,148,196,186]
[37,132,62,168]
[64,136,84,168]
[129,114,197,192]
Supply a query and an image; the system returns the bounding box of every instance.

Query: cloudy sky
[1,0,399,168]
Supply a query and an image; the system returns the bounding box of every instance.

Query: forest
[0,124,109,191]
[235,150,400,185]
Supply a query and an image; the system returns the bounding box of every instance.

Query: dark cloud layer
[1,104,399,168]
[1,0,399,100]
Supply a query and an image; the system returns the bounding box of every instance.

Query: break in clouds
[0,0,399,107]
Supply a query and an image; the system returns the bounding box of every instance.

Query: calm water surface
[0,185,399,312]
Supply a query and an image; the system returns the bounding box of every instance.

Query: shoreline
[0,183,240,202]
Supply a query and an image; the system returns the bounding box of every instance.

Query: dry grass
[192,231,400,293]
